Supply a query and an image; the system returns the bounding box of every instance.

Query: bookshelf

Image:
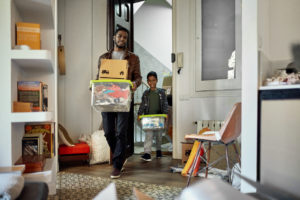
[0,0,57,195]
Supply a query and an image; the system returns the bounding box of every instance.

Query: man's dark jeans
[101,112,129,170]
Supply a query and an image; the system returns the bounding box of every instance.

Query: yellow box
[16,22,41,49]
[99,59,128,79]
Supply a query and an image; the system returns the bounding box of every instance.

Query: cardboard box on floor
[99,59,128,79]
[181,142,194,164]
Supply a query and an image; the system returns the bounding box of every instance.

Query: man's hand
[132,82,137,92]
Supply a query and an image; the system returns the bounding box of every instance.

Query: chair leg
[232,142,241,166]
[225,144,231,183]
[187,142,202,187]
[205,142,211,178]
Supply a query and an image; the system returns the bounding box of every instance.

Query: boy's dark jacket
[138,88,168,115]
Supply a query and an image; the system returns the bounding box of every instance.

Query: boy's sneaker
[156,150,162,158]
[140,153,152,161]
[110,168,121,179]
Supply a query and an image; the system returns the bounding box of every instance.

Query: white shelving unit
[0,0,57,195]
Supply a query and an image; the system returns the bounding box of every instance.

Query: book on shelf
[17,81,48,112]
[16,22,41,50]
[22,133,43,156]
[15,155,46,173]
[25,123,54,158]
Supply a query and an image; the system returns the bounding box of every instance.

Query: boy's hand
[137,115,141,121]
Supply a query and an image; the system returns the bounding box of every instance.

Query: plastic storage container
[90,79,132,112]
[139,114,167,130]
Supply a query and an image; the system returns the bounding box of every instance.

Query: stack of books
[16,81,48,112]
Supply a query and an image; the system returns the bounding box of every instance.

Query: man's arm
[96,56,101,80]
[131,56,142,91]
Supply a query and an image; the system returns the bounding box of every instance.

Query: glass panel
[201,0,236,80]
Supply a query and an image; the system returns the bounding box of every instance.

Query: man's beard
[115,40,126,49]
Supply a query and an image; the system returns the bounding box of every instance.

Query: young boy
[138,71,169,161]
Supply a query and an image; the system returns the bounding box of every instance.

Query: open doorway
[132,0,173,155]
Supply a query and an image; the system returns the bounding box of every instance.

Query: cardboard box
[99,59,128,79]
[181,142,194,164]
[13,101,32,112]
[16,22,41,49]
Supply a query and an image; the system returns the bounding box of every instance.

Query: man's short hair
[114,27,129,36]
[147,71,158,80]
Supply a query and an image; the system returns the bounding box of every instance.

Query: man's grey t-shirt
[112,51,125,60]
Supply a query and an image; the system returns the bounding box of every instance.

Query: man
[96,27,142,179]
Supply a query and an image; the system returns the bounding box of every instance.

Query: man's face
[114,30,128,49]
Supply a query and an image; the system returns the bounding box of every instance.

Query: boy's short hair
[147,71,158,80]
[114,27,129,36]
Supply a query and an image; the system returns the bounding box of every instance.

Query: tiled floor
[59,154,198,188]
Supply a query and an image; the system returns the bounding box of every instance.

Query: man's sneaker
[156,150,162,158]
[140,153,152,161]
[110,168,121,179]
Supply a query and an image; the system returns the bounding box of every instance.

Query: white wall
[172,0,241,159]
[58,0,106,141]
[259,0,300,72]
[0,0,13,166]
[134,0,172,70]
[241,0,258,193]
[269,0,300,62]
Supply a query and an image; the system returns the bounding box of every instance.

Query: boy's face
[147,76,157,90]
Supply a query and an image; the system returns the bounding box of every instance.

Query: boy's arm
[161,89,169,114]
[137,92,146,116]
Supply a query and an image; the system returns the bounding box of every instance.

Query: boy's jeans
[144,129,164,154]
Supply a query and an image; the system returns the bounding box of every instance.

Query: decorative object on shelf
[58,124,75,147]
[58,34,66,75]
[14,45,30,50]
[16,22,41,50]
[13,101,32,112]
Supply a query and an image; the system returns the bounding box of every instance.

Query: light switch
[177,52,183,68]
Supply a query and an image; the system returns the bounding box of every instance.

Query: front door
[107,0,143,157]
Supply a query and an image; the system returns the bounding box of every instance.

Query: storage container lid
[139,114,167,119]
[90,79,133,87]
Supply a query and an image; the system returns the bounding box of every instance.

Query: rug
[48,172,182,200]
